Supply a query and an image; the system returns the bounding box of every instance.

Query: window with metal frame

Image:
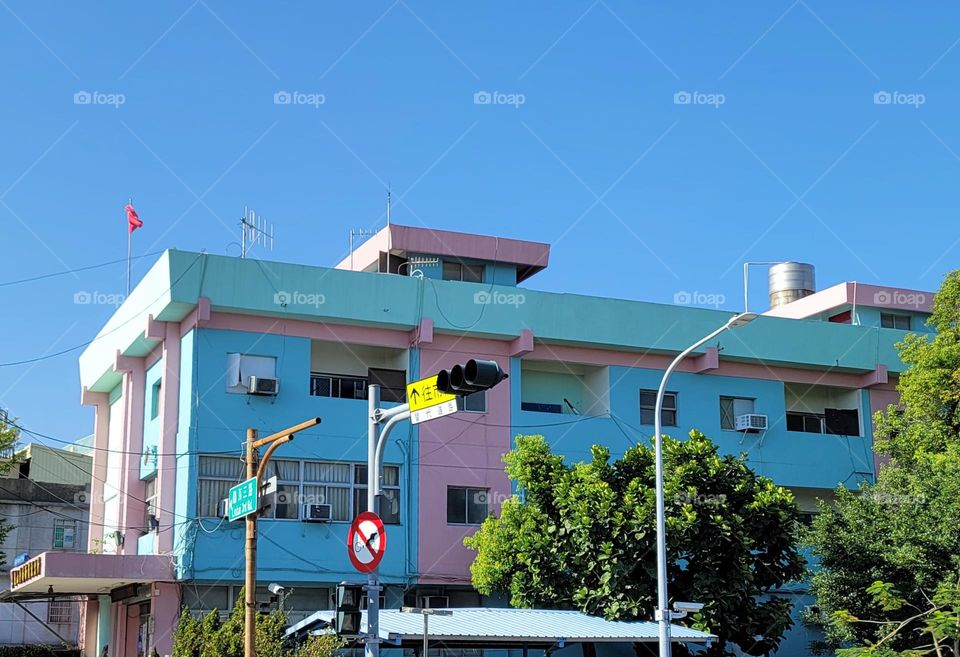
[442,261,485,283]
[52,518,77,550]
[47,600,74,624]
[353,464,402,524]
[144,477,158,531]
[640,389,677,426]
[310,373,367,400]
[880,313,911,330]
[720,396,756,430]
[446,486,489,525]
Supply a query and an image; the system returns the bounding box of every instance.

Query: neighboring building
[9,224,931,657]
[0,444,91,650]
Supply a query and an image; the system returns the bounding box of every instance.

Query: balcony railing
[310,373,367,400]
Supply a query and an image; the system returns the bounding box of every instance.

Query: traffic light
[334,583,363,636]
[435,359,508,395]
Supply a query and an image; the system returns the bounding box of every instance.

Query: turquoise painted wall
[140,358,163,479]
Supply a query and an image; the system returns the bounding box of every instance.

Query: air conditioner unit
[419,596,449,609]
[217,498,230,520]
[248,376,279,396]
[735,413,768,432]
[302,504,332,523]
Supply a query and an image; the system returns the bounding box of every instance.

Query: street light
[652,312,757,657]
[401,607,452,657]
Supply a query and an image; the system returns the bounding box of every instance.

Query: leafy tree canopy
[466,431,805,657]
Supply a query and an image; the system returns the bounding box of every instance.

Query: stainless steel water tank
[768,262,815,308]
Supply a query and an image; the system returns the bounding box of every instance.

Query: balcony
[309,340,408,403]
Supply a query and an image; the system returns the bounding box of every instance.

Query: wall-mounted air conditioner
[735,413,768,432]
[218,498,230,520]
[248,376,279,396]
[302,504,332,523]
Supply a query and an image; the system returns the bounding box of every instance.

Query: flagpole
[126,198,132,296]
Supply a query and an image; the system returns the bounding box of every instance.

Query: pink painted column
[115,352,146,555]
[80,388,109,549]
[870,385,900,474]
[156,322,181,553]
[151,582,180,656]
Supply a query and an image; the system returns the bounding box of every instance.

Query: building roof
[335,224,551,282]
[285,607,716,645]
[764,282,932,319]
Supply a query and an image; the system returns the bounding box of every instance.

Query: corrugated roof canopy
[286,608,715,646]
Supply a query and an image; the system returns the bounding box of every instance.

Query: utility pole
[244,417,321,657]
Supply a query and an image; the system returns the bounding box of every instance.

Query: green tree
[466,432,805,657]
[809,271,960,655]
[0,415,21,567]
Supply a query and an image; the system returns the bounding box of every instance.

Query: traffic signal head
[435,359,508,395]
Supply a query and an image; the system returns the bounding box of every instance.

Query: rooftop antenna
[349,227,376,270]
[241,206,275,258]
[386,186,391,226]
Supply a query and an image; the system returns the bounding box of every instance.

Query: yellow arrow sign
[406,375,457,412]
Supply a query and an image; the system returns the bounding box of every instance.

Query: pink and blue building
[10,224,932,656]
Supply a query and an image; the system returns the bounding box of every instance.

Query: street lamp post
[401,607,452,657]
[652,313,757,657]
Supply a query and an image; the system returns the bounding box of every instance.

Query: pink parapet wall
[416,335,513,584]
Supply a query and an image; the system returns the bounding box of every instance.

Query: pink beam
[179,296,211,336]
[411,318,434,345]
[157,321,181,553]
[510,329,534,357]
[691,347,719,373]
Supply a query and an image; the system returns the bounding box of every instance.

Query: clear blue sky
[1,1,958,443]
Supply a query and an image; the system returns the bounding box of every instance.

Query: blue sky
[1,1,958,442]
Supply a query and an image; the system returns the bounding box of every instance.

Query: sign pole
[366,385,381,657]
[245,428,258,657]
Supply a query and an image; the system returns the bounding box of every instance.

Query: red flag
[126,203,143,233]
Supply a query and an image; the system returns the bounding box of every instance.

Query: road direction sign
[347,511,386,573]
[228,476,258,521]
[406,375,460,424]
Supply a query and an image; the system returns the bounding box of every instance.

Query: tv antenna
[241,207,275,258]
[349,227,376,270]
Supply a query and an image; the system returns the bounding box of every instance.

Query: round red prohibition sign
[347,511,387,573]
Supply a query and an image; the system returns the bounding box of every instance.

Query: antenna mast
[241,207,275,258]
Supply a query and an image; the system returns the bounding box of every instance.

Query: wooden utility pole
[244,417,321,657]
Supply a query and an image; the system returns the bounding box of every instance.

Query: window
[47,600,73,624]
[640,390,676,426]
[447,487,489,525]
[880,313,911,330]
[197,456,401,523]
[144,477,158,531]
[354,465,402,524]
[828,310,851,324]
[368,368,407,403]
[52,519,77,550]
[150,381,161,419]
[786,412,825,434]
[310,373,367,400]
[462,390,486,413]
[720,396,756,430]
[442,261,484,283]
[226,353,276,393]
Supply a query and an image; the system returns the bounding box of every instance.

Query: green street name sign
[228,477,258,521]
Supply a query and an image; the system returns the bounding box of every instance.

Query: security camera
[672,601,704,618]
[267,583,286,596]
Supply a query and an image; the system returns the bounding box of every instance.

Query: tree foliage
[170,587,341,657]
[809,271,960,656]
[465,431,805,657]
[0,415,20,568]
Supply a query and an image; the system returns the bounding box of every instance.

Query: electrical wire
[0,250,205,368]
[0,251,166,288]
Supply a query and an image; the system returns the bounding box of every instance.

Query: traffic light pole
[244,417,321,657]
[366,384,411,657]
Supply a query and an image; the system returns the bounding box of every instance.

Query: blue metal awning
[285,608,715,646]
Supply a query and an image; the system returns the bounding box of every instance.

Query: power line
[0,251,166,288]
